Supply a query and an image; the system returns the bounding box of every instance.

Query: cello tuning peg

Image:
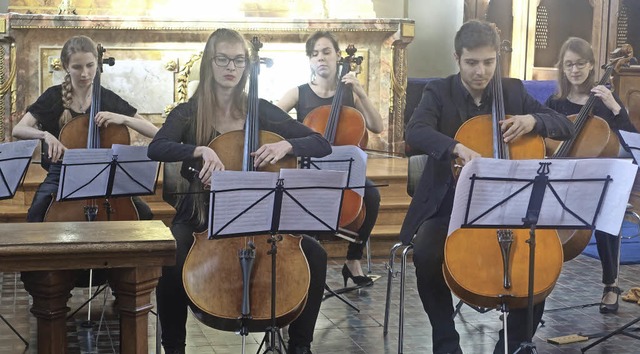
[103,57,115,66]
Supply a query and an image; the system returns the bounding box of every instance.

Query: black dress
[296,83,380,262]
[546,93,637,285]
[147,97,331,351]
[25,85,152,222]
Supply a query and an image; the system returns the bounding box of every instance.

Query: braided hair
[59,35,98,128]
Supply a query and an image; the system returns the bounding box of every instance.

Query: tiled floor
[1,254,640,353]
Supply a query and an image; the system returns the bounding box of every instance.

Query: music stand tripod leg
[323,284,360,312]
[257,234,288,354]
[0,313,28,347]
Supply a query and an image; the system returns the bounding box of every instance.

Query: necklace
[72,89,92,112]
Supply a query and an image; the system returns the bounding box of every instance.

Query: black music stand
[0,139,38,347]
[302,146,380,303]
[206,169,347,354]
[451,157,635,354]
[580,130,640,352]
[56,145,159,351]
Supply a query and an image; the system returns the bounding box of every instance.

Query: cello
[443,40,563,309]
[44,44,138,222]
[182,37,310,332]
[545,45,634,261]
[303,45,367,231]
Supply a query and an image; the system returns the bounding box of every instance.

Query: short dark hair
[305,31,340,58]
[454,20,500,57]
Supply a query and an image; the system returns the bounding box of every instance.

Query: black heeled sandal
[600,285,622,314]
[341,264,373,287]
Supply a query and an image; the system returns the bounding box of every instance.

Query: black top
[27,85,137,138]
[147,97,331,225]
[545,93,637,133]
[295,83,355,122]
[399,74,575,244]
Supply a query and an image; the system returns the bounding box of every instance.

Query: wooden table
[0,220,176,354]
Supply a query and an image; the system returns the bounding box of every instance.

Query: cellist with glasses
[147,28,331,354]
[400,20,574,353]
[545,37,637,314]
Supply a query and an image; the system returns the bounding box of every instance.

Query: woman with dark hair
[546,36,637,314]
[147,28,331,354]
[12,35,157,221]
[278,31,382,287]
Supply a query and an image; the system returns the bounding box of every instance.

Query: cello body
[446,115,562,309]
[182,38,311,333]
[545,115,618,261]
[444,228,562,309]
[302,46,367,231]
[443,37,563,310]
[43,45,138,223]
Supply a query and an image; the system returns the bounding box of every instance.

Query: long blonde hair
[188,28,251,225]
[59,35,98,128]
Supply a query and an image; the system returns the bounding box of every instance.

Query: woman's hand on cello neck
[590,85,622,116]
[251,140,293,168]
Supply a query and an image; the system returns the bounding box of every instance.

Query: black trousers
[157,222,327,350]
[595,230,619,285]
[346,178,380,260]
[412,189,544,354]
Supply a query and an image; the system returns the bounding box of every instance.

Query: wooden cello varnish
[545,45,633,262]
[44,44,138,222]
[303,44,367,231]
[443,39,563,310]
[182,37,310,332]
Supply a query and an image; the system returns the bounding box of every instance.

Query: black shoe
[599,285,621,314]
[292,345,312,354]
[162,347,185,354]
[341,264,373,287]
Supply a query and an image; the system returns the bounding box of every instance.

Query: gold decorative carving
[165,60,177,72]
[58,0,77,15]
[0,19,6,34]
[50,58,63,72]
[401,23,415,38]
[165,52,203,116]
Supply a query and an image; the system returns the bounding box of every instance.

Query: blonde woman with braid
[13,35,157,221]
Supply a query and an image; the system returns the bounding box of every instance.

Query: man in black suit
[400,20,574,354]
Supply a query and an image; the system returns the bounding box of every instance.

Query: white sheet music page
[209,171,278,236]
[0,139,38,198]
[111,144,159,196]
[278,168,347,232]
[309,145,367,196]
[58,148,112,200]
[448,157,637,236]
[619,130,640,163]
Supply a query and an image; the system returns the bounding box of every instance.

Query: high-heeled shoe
[600,285,621,314]
[341,264,373,287]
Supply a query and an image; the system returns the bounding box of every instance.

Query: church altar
[0,13,414,153]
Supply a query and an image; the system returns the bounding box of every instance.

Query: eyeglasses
[563,60,589,70]
[213,56,247,68]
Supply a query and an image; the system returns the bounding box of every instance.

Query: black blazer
[399,74,574,245]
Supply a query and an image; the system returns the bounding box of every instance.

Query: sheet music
[278,168,347,232]
[209,171,278,236]
[111,144,159,195]
[0,139,38,198]
[309,145,367,196]
[619,130,640,164]
[58,148,112,200]
[449,157,637,236]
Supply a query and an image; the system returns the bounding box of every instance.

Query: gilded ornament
[50,58,63,72]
